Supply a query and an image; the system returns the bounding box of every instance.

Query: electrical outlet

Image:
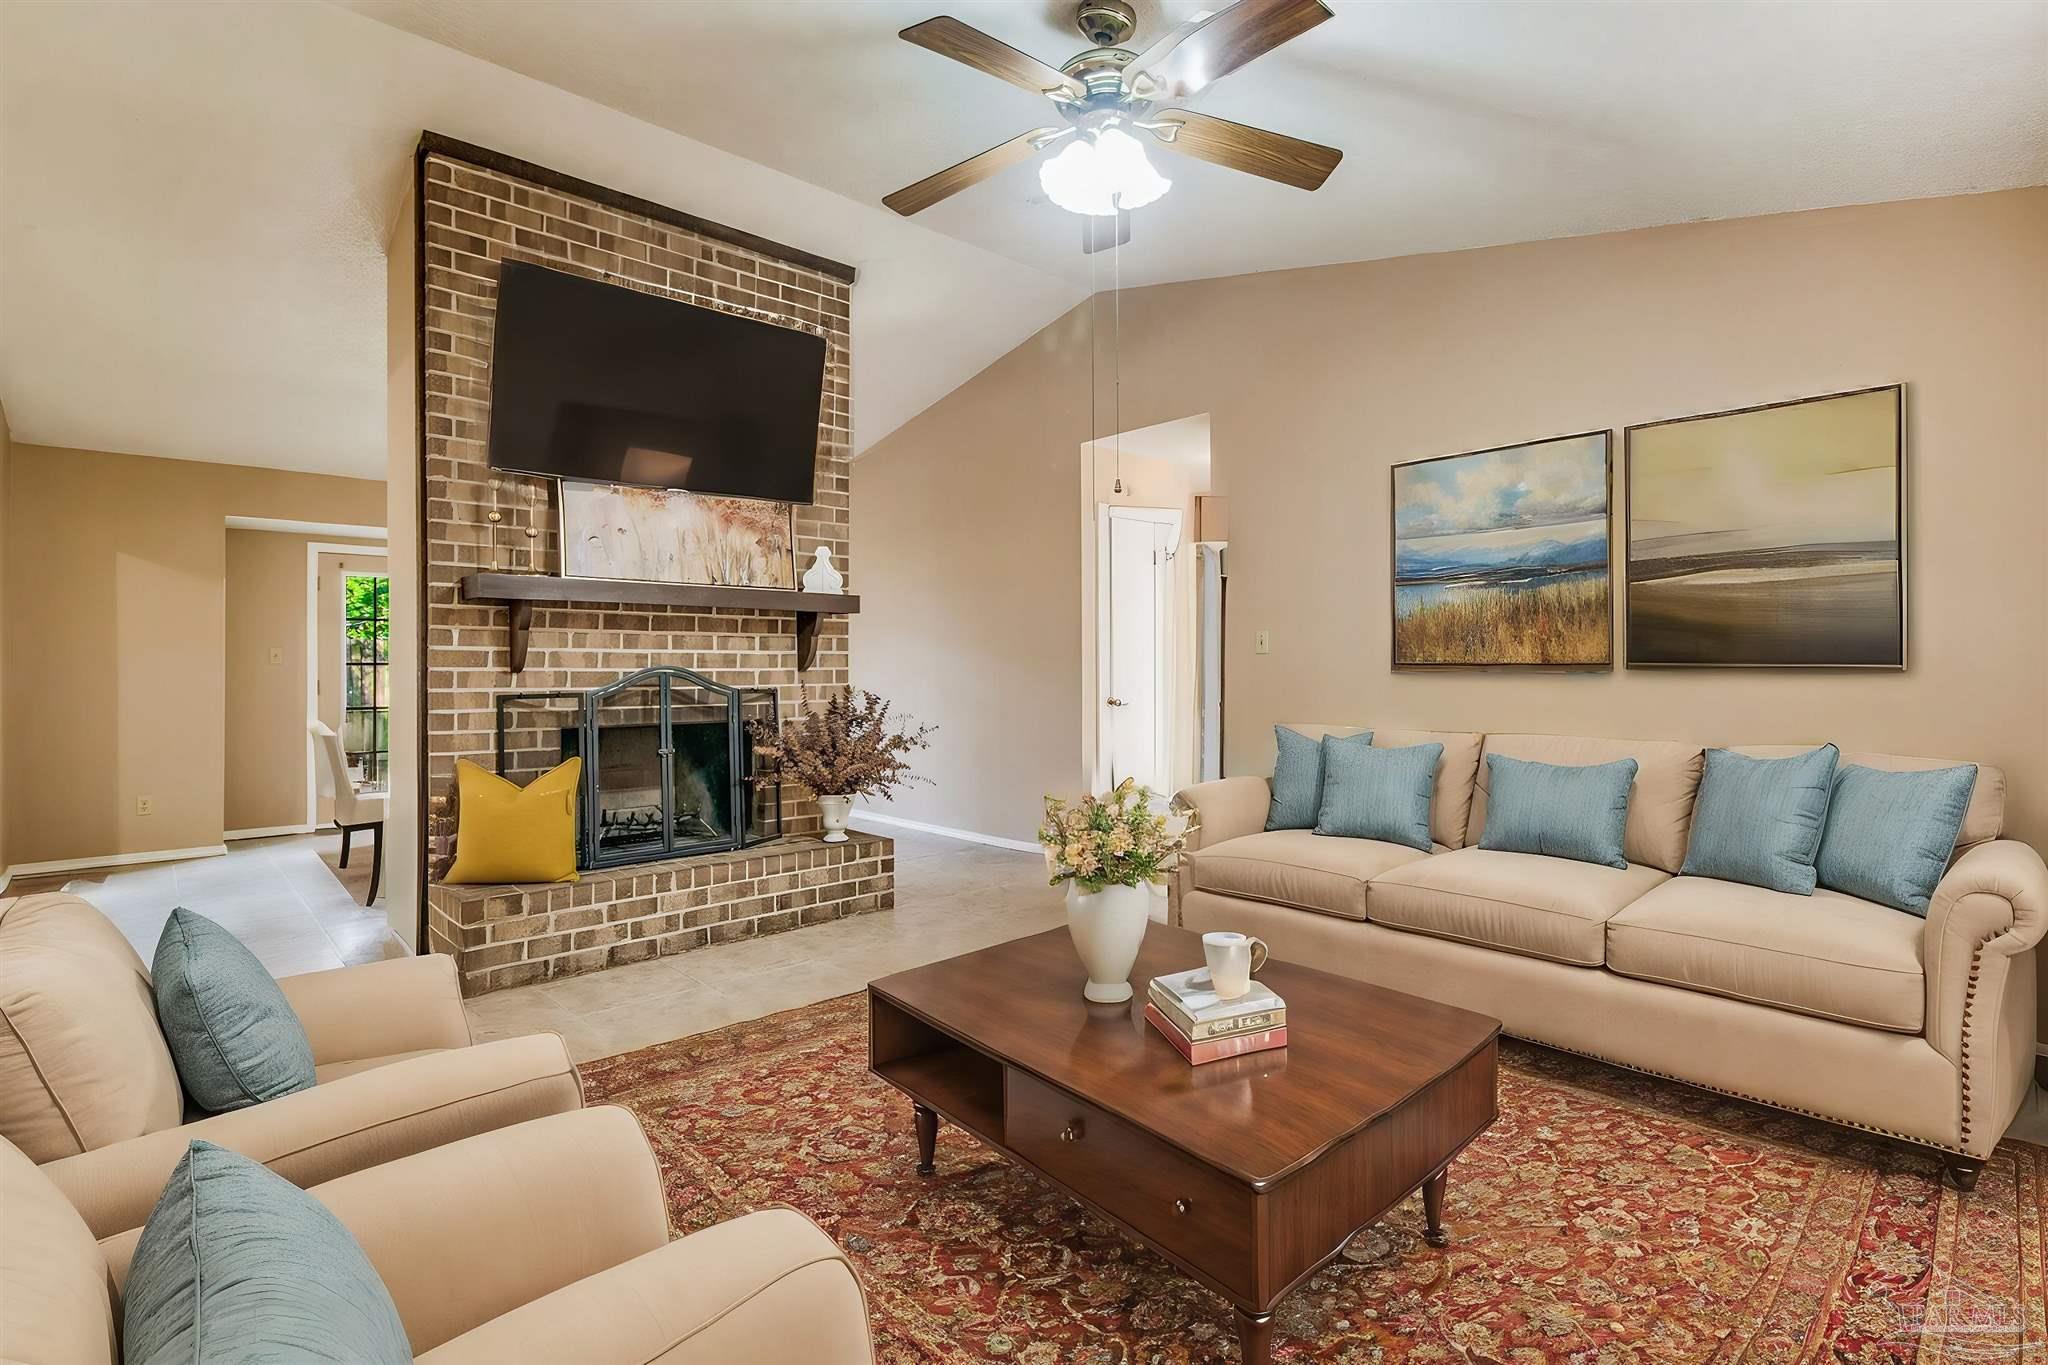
[267,646,284,666]
[1254,630,1271,655]
[137,796,154,817]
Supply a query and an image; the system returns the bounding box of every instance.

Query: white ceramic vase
[1066,882,1151,1003]
[801,545,844,594]
[817,793,853,844]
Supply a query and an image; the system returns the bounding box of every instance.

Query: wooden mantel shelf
[459,572,859,674]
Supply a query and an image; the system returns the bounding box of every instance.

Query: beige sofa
[0,892,583,1237]
[5,1104,875,1364]
[1172,727,2047,1187]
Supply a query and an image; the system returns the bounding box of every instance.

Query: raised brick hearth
[428,832,894,997]
[412,138,886,995]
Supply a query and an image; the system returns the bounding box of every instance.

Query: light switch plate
[1254,630,1271,655]
[267,647,284,666]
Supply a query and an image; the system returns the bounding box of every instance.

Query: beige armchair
[313,719,389,903]
[0,893,582,1239]
[5,1107,874,1365]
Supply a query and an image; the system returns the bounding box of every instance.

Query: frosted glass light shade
[1038,128,1172,217]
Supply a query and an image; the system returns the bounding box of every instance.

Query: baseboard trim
[851,808,1041,854]
[225,824,316,842]
[4,844,229,880]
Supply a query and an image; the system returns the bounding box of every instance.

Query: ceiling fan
[882,0,1342,249]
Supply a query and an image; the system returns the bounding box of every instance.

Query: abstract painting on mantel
[1391,431,1613,668]
[1625,385,1903,668]
[561,480,795,589]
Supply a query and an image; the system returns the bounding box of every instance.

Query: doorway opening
[1081,414,1223,803]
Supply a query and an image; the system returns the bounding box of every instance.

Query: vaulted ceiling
[3,1,2043,478]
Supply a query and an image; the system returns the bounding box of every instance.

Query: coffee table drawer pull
[1173,1199,1191,1216]
[1060,1121,1084,1143]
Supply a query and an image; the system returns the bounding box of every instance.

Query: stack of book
[1145,967,1288,1065]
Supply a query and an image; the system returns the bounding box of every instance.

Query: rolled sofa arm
[1168,776,1270,928]
[46,1032,582,1240]
[1923,840,2047,1158]
[1172,776,1271,854]
[1926,840,2048,1058]
[279,953,474,1066]
[416,1207,873,1365]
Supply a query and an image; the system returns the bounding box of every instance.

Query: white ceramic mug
[1202,931,1270,1000]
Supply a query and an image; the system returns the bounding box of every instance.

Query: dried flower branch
[747,687,934,800]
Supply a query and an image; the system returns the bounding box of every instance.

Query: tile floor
[15,831,404,974]
[463,820,1077,1061]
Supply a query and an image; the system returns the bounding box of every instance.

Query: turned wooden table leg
[1422,1166,1450,1247]
[1234,1307,1273,1364]
[913,1103,939,1176]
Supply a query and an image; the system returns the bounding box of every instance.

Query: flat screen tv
[486,260,825,504]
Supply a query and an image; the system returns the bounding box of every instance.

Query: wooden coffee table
[868,926,1499,1362]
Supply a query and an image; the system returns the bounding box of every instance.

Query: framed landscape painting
[1625,385,1903,668]
[1391,431,1613,668]
[560,480,795,589]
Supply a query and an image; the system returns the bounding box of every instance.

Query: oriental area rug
[581,993,2046,1364]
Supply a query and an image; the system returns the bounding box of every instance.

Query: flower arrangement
[1038,778,1197,892]
[747,686,934,800]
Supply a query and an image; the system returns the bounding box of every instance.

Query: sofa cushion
[1606,876,1924,1032]
[1188,829,1432,922]
[1738,745,2005,850]
[1680,745,1839,895]
[0,1134,115,1365]
[1815,763,1977,915]
[1478,753,1637,869]
[0,894,184,1162]
[123,1141,412,1365]
[1265,725,1330,830]
[1316,740,1441,850]
[1469,735,1705,873]
[1366,848,1670,966]
[1280,725,1484,849]
[153,908,318,1113]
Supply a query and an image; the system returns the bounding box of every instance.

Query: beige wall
[0,402,10,882]
[3,445,385,868]
[223,533,383,835]
[854,190,2048,873]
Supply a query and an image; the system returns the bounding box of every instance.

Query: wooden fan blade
[900,17,1086,102]
[1127,0,1332,100]
[1148,110,1341,191]
[883,127,1062,216]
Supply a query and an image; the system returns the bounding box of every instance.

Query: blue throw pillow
[1267,726,1349,830]
[124,1141,411,1365]
[1478,753,1638,870]
[152,908,315,1113]
[1817,764,1977,915]
[1315,740,1442,851]
[1680,744,1840,894]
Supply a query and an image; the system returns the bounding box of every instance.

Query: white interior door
[1097,506,1181,798]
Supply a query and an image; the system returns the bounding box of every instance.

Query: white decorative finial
[801,545,844,594]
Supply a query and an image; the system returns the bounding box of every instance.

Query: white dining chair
[311,720,389,905]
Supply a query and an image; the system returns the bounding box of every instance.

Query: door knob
[1106,697,1127,707]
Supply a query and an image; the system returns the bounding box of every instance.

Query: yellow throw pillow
[443,757,581,885]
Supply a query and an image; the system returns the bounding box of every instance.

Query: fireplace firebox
[495,666,781,870]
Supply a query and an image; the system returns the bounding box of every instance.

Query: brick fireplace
[410,135,892,996]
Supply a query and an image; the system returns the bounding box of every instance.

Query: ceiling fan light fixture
[1038,126,1171,217]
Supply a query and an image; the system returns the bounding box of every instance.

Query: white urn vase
[1066,882,1151,1003]
[816,794,853,844]
[801,545,844,594]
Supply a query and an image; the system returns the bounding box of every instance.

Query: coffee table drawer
[1004,1067,1256,1298]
